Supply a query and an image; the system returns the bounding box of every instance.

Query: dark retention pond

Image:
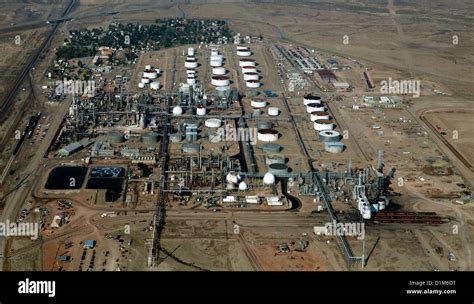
[45,166,88,190]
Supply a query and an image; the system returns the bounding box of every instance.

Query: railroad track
[371,211,446,225]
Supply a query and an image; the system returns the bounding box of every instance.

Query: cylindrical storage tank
[256,120,273,130]
[310,111,330,121]
[243,72,259,81]
[186,56,195,61]
[237,49,252,57]
[187,69,196,75]
[306,103,325,113]
[265,154,286,166]
[138,82,145,89]
[155,68,161,75]
[303,95,322,105]
[187,77,196,85]
[257,129,279,142]
[210,59,223,67]
[246,80,260,88]
[210,54,223,62]
[268,163,288,176]
[142,132,159,145]
[145,64,152,70]
[239,59,256,67]
[182,143,201,154]
[238,182,248,191]
[261,143,282,153]
[211,49,219,56]
[187,47,195,56]
[205,118,222,128]
[250,100,266,108]
[242,66,257,74]
[107,132,124,143]
[268,107,280,116]
[212,67,226,75]
[263,172,276,185]
[324,142,345,154]
[150,82,160,90]
[185,59,198,69]
[378,199,386,211]
[319,130,341,142]
[141,77,150,84]
[236,45,248,51]
[314,119,335,131]
[169,132,183,143]
[211,76,230,87]
[143,70,157,79]
[172,106,183,116]
[196,106,206,116]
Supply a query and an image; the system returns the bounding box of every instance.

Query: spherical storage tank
[238,182,248,191]
[239,59,256,67]
[310,111,330,122]
[226,172,241,185]
[243,72,259,81]
[107,132,124,143]
[246,80,260,88]
[319,130,340,142]
[211,76,230,87]
[306,103,325,113]
[172,106,183,116]
[142,132,159,145]
[257,129,279,142]
[212,67,226,75]
[314,119,335,131]
[263,172,276,185]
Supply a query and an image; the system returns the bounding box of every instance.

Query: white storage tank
[212,67,226,75]
[303,95,321,106]
[211,48,219,56]
[138,82,145,89]
[205,118,222,128]
[237,49,252,57]
[239,59,256,67]
[185,59,198,69]
[243,72,259,81]
[196,106,206,116]
[187,77,196,85]
[313,119,335,131]
[211,75,230,86]
[310,111,330,121]
[268,107,280,116]
[257,129,279,142]
[238,182,248,191]
[150,82,160,90]
[145,64,152,70]
[187,47,195,56]
[242,66,257,74]
[210,59,223,67]
[250,100,266,108]
[141,77,150,84]
[246,80,260,88]
[306,103,325,113]
[172,106,183,116]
